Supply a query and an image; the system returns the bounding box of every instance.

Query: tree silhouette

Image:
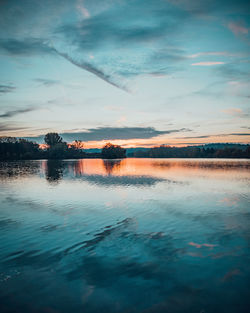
[44,133,63,146]
[101,143,126,159]
[71,140,84,150]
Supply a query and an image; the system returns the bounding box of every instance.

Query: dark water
[0,159,250,313]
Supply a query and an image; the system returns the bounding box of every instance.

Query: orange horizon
[37,136,250,150]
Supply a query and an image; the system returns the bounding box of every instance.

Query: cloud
[167,0,250,16]
[229,133,250,136]
[0,107,37,119]
[177,133,250,139]
[0,84,15,94]
[49,1,190,90]
[0,0,249,92]
[222,108,250,118]
[215,64,250,82]
[34,78,60,86]
[222,108,242,115]
[228,22,249,36]
[0,123,29,132]
[24,127,192,143]
[0,1,191,91]
[188,51,246,58]
[60,127,191,142]
[54,49,130,92]
[191,61,225,66]
[0,38,55,56]
[76,0,90,19]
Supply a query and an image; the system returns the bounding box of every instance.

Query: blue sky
[0,0,249,147]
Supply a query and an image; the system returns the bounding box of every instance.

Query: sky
[0,0,249,148]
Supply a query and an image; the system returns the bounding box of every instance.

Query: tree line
[0,133,126,160]
[0,133,249,160]
[128,145,250,159]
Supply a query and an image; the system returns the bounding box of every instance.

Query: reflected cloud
[218,197,238,206]
[0,218,20,228]
[221,269,241,282]
[64,217,136,254]
[188,242,217,249]
[82,174,166,187]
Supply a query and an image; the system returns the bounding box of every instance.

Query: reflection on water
[0,159,249,313]
[45,160,64,184]
[102,159,122,175]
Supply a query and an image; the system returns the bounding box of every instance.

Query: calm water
[0,159,250,313]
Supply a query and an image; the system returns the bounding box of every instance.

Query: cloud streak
[177,133,250,139]
[0,107,37,119]
[228,22,249,36]
[34,78,60,86]
[191,62,225,66]
[0,123,29,133]
[54,49,130,92]
[0,38,54,56]
[0,84,15,94]
[188,51,246,58]
[222,108,250,118]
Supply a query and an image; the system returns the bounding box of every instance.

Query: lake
[0,158,249,313]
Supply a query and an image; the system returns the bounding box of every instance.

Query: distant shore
[1,136,249,160]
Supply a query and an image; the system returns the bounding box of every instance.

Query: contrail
[53,49,130,92]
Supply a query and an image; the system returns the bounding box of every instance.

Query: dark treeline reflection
[44,160,124,185]
[0,161,40,180]
[103,160,122,175]
[45,160,65,184]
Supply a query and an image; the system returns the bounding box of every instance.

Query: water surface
[0,159,250,313]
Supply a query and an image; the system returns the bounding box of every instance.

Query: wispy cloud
[228,22,249,36]
[34,78,60,86]
[222,108,242,115]
[215,64,250,82]
[76,0,90,19]
[222,108,250,118]
[0,84,15,94]
[177,133,250,139]
[54,49,130,92]
[0,38,55,56]
[167,0,250,16]
[0,123,29,132]
[191,61,225,66]
[0,107,38,119]
[188,51,246,58]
